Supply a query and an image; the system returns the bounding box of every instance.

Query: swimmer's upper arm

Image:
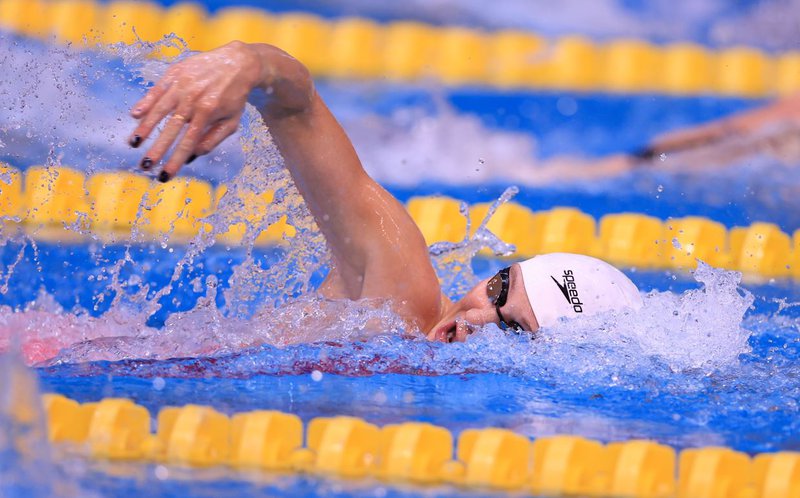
[263,89,442,330]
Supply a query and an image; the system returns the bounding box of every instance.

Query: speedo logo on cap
[550,270,583,313]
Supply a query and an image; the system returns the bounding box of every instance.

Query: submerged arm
[128,42,442,331]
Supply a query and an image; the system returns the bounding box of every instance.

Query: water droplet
[310,370,323,382]
[154,465,169,480]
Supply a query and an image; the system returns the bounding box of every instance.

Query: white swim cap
[518,253,642,328]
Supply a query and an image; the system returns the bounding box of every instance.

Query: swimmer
[547,94,800,179]
[127,41,642,342]
[606,93,800,173]
[639,93,800,164]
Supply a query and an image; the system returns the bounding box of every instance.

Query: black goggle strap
[495,305,522,332]
[494,266,511,308]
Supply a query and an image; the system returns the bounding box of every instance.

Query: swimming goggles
[486,267,523,332]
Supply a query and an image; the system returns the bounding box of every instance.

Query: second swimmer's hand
[128,41,263,181]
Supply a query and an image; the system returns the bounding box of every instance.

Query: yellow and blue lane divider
[2,164,799,281]
[40,393,800,497]
[0,0,799,96]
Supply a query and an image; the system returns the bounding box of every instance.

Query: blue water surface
[2,21,799,498]
[8,242,798,459]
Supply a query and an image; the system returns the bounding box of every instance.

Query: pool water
[2,237,799,496]
[1,23,800,498]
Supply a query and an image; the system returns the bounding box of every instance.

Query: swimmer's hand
[128,41,312,181]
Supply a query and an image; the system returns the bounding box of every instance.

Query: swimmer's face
[427,263,539,342]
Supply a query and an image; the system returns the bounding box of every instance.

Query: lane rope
[1,165,798,280]
[37,393,800,497]
[0,0,797,96]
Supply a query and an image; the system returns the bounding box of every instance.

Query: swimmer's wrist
[246,43,315,116]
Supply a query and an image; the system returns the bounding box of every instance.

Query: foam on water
[543,262,754,373]
[0,32,244,181]
[30,260,756,385]
[343,102,644,188]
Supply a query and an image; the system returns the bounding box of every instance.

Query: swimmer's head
[428,252,642,342]
[516,252,643,329]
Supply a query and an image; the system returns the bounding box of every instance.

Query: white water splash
[523,262,754,374]
[429,186,518,298]
[0,257,757,382]
[344,103,639,187]
[0,32,244,181]
[346,106,543,186]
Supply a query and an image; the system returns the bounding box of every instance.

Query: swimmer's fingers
[130,74,173,119]
[157,113,212,181]
[156,115,241,181]
[139,100,195,171]
[195,115,241,156]
[129,86,180,147]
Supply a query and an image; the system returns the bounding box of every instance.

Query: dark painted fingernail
[129,135,142,148]
[140,157,153,170]
[158,171,171,183]
[186,154,197,165]
[632,147,655,160]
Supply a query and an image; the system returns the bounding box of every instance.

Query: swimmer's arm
[251,49,441,329]
[637,93,800,160]
[128,42,442,331]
